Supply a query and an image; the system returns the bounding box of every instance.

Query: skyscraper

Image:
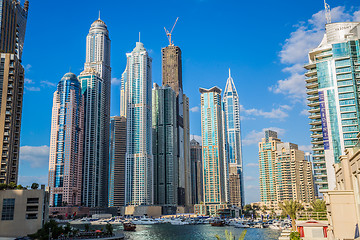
[259,130,316,203]
[152,84,178,206]
[305,22,360,192]
[48,72,83,207]
[79,68,106,207]
[258,130,280,203]
[124,41,153,206]
[0,0,29,184]
[108,116,126,207]
[190,138,202,204]
[200,86,227,215]
[222,69,244,208]
[83,17,111,205]
[161,41,191,207]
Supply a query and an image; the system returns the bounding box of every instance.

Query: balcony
[306,88,318,95]
[306,81,318,88]
[304,62,316,69]
[307,95,319,101]
[310,126,322,132]
[305,69,317,77]
[309,113,321,119]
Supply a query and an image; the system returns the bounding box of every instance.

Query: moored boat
[123,222,136,231]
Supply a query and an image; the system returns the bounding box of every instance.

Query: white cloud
[24,64,31,72]
[246,163,259,167]
[242,127,285,146]
[300,109,310,116]
[18,175,48,187]
[299,145,312,152]
[272,6,360,100]
[245,176,256,181]
[245,185,259,190]
[24,78,34,84]
[20,145,49,168]
[25,86,40,92]
[191,134,202,144]
[111,77,121,85]
[41,80,56,87]
[241,105,289,120]
[190,106,200,112]
[354,10,360,22]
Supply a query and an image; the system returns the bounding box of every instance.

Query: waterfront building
[190,138,202,204]
[222,69,244,208]
[83,17,111,204]
[0,187,49,237]
[161,43,191,207]
[79,68,106,207]
[259,130,315,203]
[325,133,360,239]
[48,72,83,207]
[124,41,153,206]
[120,65,128,118]
[152,84,178,206]
[108,116,126,207]
[199,86,226,215]
[259,130,280,202]
[305,22,360,193]
[0,0,29,184]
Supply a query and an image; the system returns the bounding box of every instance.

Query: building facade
[305,22,360,193]
[199,87,226,215]
[124,41,153,206]
[79,68,106,207]
[222,69,244,207]
[83,17,111,205]
[152,84,178,206]
[48,72,84,207]
[0,0,29,185]
[190,138,202,204]
[108,116,126,207]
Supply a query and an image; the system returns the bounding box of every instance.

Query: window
[26,213,37,220]
[1,198,15,220]
[26,205,38,212]
[27,198,39,204]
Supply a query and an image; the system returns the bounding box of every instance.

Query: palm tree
[310,199,326,212]
[215,230,247,240]
[279,200,303,231]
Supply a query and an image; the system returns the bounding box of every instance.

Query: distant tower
[199,87,226,215]
[79,68,106,207]
[222,69,244,207]
[48,72,84,207]
[84,17,111,206]
[190,138,203,204]
[124,41,153,205]
[108,116,127,207]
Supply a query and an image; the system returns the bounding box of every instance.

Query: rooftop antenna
[324,0,331,24]
[229,68,231,78]
[139,32,141,42]
[98,10,101,20]
[69,67,72,73]
[164,17,179,46]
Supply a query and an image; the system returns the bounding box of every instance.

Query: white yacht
[131,217,159,225]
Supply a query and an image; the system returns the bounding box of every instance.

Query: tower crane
[164,17,179,46]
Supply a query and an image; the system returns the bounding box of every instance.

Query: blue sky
[18,0,360,203]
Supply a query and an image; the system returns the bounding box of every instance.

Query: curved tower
[48,72,84,207]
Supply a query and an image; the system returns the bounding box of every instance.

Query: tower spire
[139,32,141,42]
[98,10,101,20]
[229,68,231,78]
[324,0,331,24]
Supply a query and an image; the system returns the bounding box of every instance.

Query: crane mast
[164,17,179,46]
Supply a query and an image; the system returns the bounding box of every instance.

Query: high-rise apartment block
[108,116,126,207]
[305,22,360,193]
[199,87,227,215]
[79,68,106,207]
[152,84,178,206]
[190,138,202,204]
[259,130,315,203]
[222,70,244,208]
[0,0,29,184]
[124,41,153,206]
[48,72,83,207]
[162,46,182,96]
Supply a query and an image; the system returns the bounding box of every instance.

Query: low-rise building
[325,136,360,240]
[0,188,49,237]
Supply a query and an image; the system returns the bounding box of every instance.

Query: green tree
[290,231,300,240]
[31,183,39,189]
[279,200,303,231]
[84,223,90,232]
[8,182,16,189]
[28,220,63,240]
[106,223,113,236]
[0,183,7,190]
[16,184,24,190]
[215,230,247,240]
[311,199,326,212]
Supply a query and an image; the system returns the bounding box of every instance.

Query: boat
[131,216,159,225]
[210,220,225,227]
[123,222,136,231]
[170,218,189,225]
[234,221,250,228]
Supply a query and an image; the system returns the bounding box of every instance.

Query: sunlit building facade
[48,72,83,207]
[305,22,360,192]
[124,41,153,205]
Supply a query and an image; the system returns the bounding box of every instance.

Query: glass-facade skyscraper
[124,41,153,206]
[79,68,106,207]
[48,72,84,207]
[222,69,244,207]
[200,86,227,215]
[305,22,360,192]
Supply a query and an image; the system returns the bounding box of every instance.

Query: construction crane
[164,17,179,46]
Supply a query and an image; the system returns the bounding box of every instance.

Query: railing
[297,211,327,221]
